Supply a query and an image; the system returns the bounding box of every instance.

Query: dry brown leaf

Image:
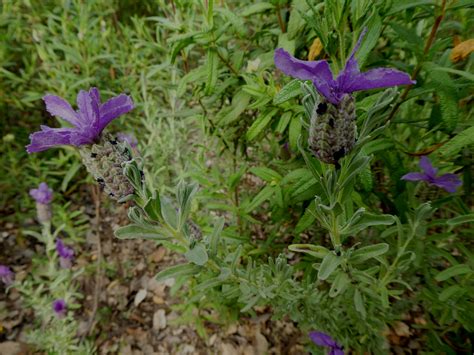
[450,39,474,63]
[308,38,323,61]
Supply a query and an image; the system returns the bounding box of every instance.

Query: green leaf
[329,272,349,297]
[205,49,218,95]
[439,90,458,132]
[144,195,162,221]
[447,214,474,227]
[354,289,367,319]
[387,0,435,15]
[184,242,209,266]
[439,285,465,302]
[246,108,278,141]
[218,90,251,125]
[273,79,301,105]
[114,224,168,240]
[241,2,274,17]
[317,252,341,280]
[177,181,199,228]
[437,126,474,157]
[289,243,329,259]
[289,116,302,151]
[160,196,178,229]
[276,111,293,133]
[249,167,282,182]
[244,185,274,213]
[350,243,389,264]
[435,264,472,282]
[61,161,81,192]
[342,213,395,235]
[210,218,225,257]
[155,263,202,282]
[357,13,382,66]
[295,201,316,234]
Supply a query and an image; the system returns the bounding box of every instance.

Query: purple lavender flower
[401,156,462,193]
[29,182,53,205]
[274,29,414,105]
[116,132,138,148]
[309,331,344,355]
[56,239,74,269]
[0,265,14,286]
[26,88,134,153]
[52,299,67,318]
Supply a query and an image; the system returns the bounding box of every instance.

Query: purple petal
[0,265,14,286]
[76,90,99,130]
[336,29,367,92]
[52,299,67,317]
[309,331,338,347]
[431,173,462,193]
[26,126,81,153]
[98,94,134,132]
[56,239,74,260]
[419,156,437,178]
[330,348,345,355]
[274,48,337,103]
[342,67,414,93]
[29,182,53,204]
[89,87,101,106]
[116,132,138,148]
[42,95,82,127]
[401,172,428,182]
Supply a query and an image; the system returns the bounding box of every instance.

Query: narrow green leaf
[273,79,301,105]
[114,224,168,240]
[244,185,274,213]
[350,243,389,264]
[205,49,218,95]
[435,264,472,282]
[246,109,278,141]
[438,126,474,157]
[184,243,209,266]
[155,263,202,282]
[354,289,367,319]
[318,252,341,280]
[289,243,329,259]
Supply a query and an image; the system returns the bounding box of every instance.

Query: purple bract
[56,239,74,269]
[401,156,462,193]
[52,299,67,317]
[116,132,138,148]
[26,88,134,153]
[274,29,414,105]
[29,182,53,205]
[0,265,14,286]
[309,331,344,355]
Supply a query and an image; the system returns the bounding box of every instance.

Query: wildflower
[0,265,14,286]
[401,156,462,193]
[26,88,136,201]
[274,29,414,106]
[26,88,133,153]
[274,29,413,164]
[52,299,67,318]
[309,331,344,355]
[29,182,53,223]
[116,132,138,148]
[56,239,74,269]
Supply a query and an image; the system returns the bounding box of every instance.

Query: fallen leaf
[450,39,474,62]
[308,38,323,61]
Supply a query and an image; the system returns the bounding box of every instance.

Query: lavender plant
[2,0,473,353]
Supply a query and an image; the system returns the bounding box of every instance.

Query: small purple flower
[401,156,462,193]
[0,265,14,286]
[29,182,53,205]
[116,132,138,148]
[274,29,414,105]
[26,88,134,153]
[309,331,344,355]
[52,299,67,318]
[56,239,74,269]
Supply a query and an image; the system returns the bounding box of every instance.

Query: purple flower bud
[0,265,14,286]
[309,331,344,355]
[401,156,462,193]
[29,182,53,205]
[116,132,138,148]
[26,88,134,153]
[52,299,67,317]
[56,239,74,269]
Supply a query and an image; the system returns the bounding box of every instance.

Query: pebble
[153,309,167,330]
